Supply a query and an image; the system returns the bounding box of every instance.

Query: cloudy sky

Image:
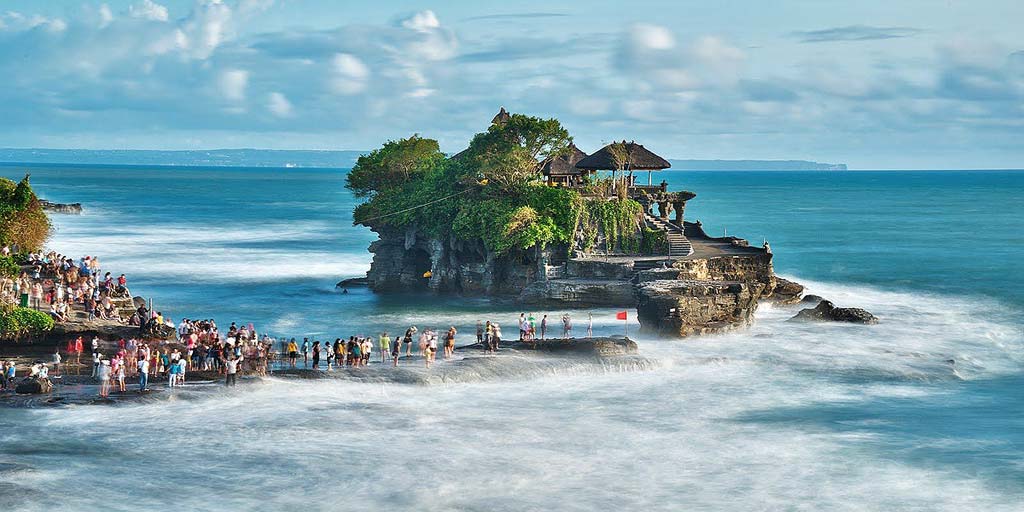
[1,0,1022,169]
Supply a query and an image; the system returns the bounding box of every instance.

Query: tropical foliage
[348,115,655,256]
[0,174,51,252]
[0,303,55,341]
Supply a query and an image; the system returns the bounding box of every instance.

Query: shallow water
[1,165,1022,510]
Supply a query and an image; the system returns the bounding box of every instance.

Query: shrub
[0,256,19,278]
[0,305,55,341]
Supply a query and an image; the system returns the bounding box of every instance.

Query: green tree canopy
[0,174,51,252]
[345,135,445,198]
[463,114,572,190]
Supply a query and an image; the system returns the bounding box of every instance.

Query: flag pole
[624,311,628,338]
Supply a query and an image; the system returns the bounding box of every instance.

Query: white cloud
[630,24,675,50]
[129,0,170,22]
[99,4,114,27]
[219,69,249,101]
[267,92,293,117]
[400,10,441,32]
[329,53,370,95]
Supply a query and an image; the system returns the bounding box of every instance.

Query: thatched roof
[575,141,671,171]
[492,107,511,125]
[541,144,589,176]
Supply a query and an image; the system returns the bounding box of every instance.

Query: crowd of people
[2,309,600,397]
[0,247,135,325]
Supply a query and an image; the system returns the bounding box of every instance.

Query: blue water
[1,164,1022,511]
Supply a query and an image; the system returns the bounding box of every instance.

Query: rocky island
[346,109,845,338]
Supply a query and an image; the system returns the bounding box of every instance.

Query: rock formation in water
[39,200,83,214]
[789,300,879,324]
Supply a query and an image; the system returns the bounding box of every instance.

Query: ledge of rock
[39,200,83,214]
[769,277,805,304]
[789,300,879,324]
[500,336,639,357]
[636,279,763,338]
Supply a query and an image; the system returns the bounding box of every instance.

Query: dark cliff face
[366,225,558,295]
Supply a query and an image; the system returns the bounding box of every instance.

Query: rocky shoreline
[0,336,646,407]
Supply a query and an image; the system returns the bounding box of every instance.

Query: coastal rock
[15,378,52,394]
[636,279,763,338]
[769,278,805,304]
[800,294,824,306]
[39,200,82,214]
[789,300,879,324]
[336,277,369,288]
[499,336,639,357]
[518,279,635,306]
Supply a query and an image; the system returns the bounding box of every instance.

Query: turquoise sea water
[1,165,1022,511]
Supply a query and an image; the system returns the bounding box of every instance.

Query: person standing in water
[587,312,593,338]
[286,338,298,368]
[301,338,310,367]
[98,360,111,398]
[311,341,321,370]
[224,355,241,386]
[379,332,391,364]
[51,347,61,377]
[444,326,457,359]
[137,356,149,392]
[540,315,548,340]
[391,333,401,367]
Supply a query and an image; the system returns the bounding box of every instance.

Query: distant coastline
[0,148,845,171]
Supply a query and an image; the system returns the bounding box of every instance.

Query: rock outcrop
[39,200,82,214]
[789,300,879,324]
[636,280,762,337]
[769,278,804,304]
[15,378,53,394]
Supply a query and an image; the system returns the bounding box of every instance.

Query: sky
[0,1,1022,169]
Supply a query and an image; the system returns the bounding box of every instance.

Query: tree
[464,114,572,189]
[0,174,50,252]
[346,135,444,198]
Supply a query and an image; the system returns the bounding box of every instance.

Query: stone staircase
[644,213,693,258]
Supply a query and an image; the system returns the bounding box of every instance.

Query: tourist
[540,315,548,340]
[325,340,334,370]
[491,323,502,352]
[476,321,483,345]
[311,341,321,369]
[379,332,391,363]
[51,347,61,377]
[168,358,180,388]
[444,326,456,359]
[92,350,102,377]
[302,338,309,367]
[73,335,83,365]
[587,313,593,338]
[351,338,361,367]
[5,361,16,390]
[137,356,149,392]
[332,338,344,367]
[224,355,242,386]
[115,356,126,392]
[484,321,493,352]
[519,313,527,341]
[405,326,417,357]
[562,314,572,338]
[287,338,298,367]
[428,332,438,363]
[98,360,111,397]
[391,333,401,367]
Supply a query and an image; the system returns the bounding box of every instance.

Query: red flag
[615,311,628,320]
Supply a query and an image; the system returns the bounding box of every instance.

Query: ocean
[1,164,1022,511]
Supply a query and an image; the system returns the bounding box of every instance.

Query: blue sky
[1,1,1022,169]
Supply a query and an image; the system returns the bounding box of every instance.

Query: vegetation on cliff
[0,303,55,341]
[348,114,648,255]
[0,174,52,252]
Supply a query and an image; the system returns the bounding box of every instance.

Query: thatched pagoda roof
[491,107,511,125]
[575,141,671,171]
[541,144,589,176]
